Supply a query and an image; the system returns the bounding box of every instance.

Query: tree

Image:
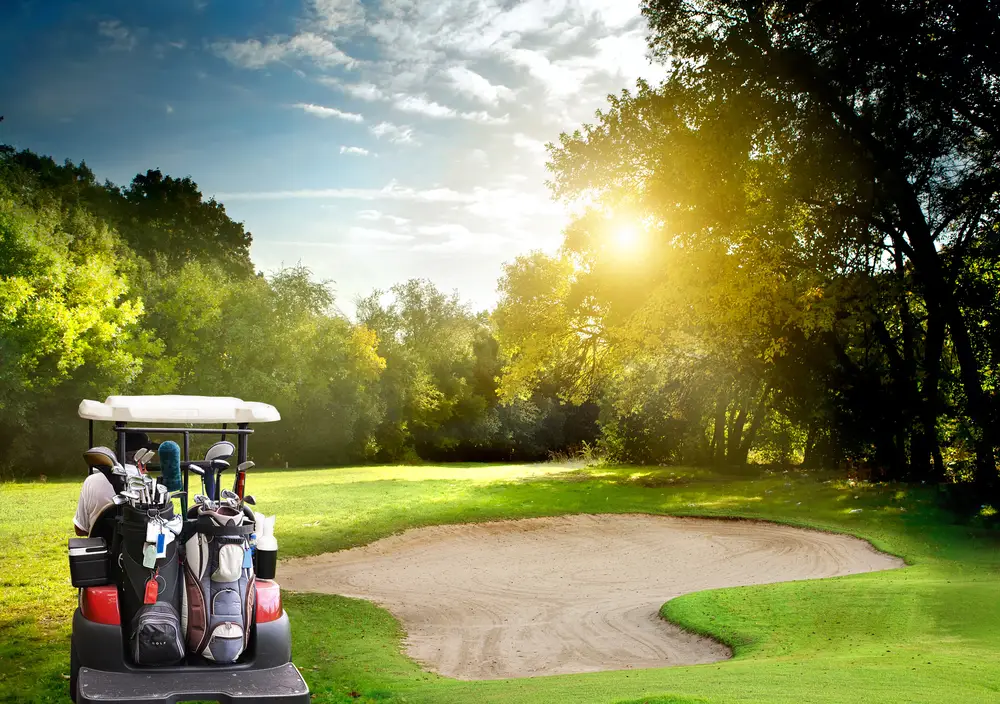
[635,0,1000,486]
[0,177,143,472]
[120,170,254,276]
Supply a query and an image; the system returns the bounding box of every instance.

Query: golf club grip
[235,471,245,499]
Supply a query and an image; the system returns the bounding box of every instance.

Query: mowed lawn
[1,463,998,704]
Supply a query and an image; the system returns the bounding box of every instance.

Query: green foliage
[358,279,595,462]
[0,179,143,470]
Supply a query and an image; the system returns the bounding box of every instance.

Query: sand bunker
[281,514,903,680]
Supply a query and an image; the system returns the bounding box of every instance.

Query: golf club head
[220,489,239,501]
[205,441,235,462]
[140,448,156,464]
[243,495,256,505]
[112,495,127,505]
[187,464,205,476]
[193,494,210,504]
[210,459,230,471]
[237,461,255,472]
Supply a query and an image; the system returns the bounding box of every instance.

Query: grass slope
[1,463,998,703]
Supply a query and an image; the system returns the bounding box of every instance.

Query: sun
[613,224,641,250]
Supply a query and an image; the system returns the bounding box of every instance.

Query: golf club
[234,460,254,500]
[188,464,207,497]
[205,440,235,463]
[211,459,229,502]
[243,495,256,506]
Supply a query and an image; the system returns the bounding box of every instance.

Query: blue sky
[1,0,665,313]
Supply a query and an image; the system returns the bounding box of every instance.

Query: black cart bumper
[76,662,310,704]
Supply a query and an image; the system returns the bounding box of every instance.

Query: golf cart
[68,395,310,704]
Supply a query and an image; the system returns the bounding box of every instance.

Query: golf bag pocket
[130,602,185,666]
[212,588,242,616]
[204,622,245,663]
[212,544,244,582]
[183,509,255,664]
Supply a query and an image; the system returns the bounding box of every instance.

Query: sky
[1,0,666,314]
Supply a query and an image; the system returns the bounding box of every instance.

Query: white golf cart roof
[78,395,281,424]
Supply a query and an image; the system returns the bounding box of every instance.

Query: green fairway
[1,463,998,703]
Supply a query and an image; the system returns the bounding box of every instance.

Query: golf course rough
[281,514,903,679]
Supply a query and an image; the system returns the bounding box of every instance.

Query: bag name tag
[242,548,253,569]
[143,577,159,605]
[155,532,166,558]
[142,543,157,568]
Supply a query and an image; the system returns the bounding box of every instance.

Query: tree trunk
[803,422,816,468]
[737,384,771,465]
[712,391,727,466]
[921,308,947,481]
[726,405,748,464]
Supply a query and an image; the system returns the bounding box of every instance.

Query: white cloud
[213,32,355,69]
[340,145,371,155]
[348,227,414,243]
[469,149,489,167]
[287,32,356,66]
[390,94,508,124]
[213,38,288,68]
[322,79,385,101]
[369,121,417,144]
[166,104,175,114]
[513,133,547,154]
[460,110,509,125]
[392,94,455,119]
[295,102,364,122]
[445,66,514,105]
[500,47,592,98]
[98,20,136,51]
[311,0,365,28]
[357,210,410,225]
[216,180,472,203]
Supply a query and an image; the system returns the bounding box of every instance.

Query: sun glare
[613,224,640,251]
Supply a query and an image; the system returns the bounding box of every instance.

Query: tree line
[0,146,596,477]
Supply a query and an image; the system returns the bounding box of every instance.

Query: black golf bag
[116,502,185,666]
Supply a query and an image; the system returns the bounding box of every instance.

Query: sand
[281,514,903,680]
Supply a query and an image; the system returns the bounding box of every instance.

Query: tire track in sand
[282,514,903,680]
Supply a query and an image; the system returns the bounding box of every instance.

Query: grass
[1,463,998,703]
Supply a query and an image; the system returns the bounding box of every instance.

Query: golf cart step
[76,663,310,704]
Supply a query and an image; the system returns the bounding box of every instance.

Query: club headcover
[158,440,183,492]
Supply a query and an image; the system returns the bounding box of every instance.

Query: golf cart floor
[76,662,310,703]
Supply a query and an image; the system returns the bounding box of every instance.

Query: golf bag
[117,503,185,666]
[182,505,256,663]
